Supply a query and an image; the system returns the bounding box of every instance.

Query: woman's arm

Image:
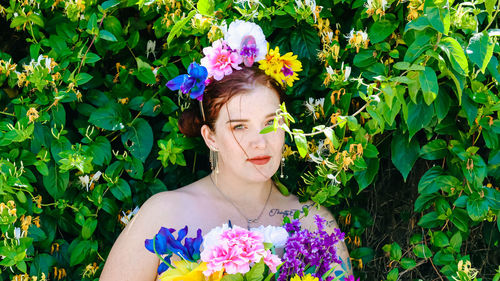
[99,193,171,281]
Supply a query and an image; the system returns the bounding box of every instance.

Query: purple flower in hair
[166,62,208,100]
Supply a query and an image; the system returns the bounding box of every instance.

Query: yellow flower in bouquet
[291,273,319,281]
[159,261,207,281]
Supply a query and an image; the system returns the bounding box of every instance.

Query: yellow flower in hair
[259,46,302,87]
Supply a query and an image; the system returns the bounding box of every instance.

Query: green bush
[0,0,499,280]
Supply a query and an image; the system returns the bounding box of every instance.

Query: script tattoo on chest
[268,203,315,218]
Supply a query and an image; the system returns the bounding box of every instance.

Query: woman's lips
[247,156,271,165]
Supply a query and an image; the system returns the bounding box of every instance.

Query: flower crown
[166,20,303,102]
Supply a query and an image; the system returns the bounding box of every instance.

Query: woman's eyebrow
[226,113,277,123]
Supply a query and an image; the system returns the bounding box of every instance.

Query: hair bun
[178,108,203,137]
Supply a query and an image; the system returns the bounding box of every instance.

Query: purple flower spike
[166,62,208,100]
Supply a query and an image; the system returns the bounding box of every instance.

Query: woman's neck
[208,171,273,207]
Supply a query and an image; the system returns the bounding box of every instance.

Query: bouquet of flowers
[145,215,355,281]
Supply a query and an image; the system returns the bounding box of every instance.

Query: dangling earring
[280,148,285,178]
[209,149,219,174]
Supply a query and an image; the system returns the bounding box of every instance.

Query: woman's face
[204,84,285,182]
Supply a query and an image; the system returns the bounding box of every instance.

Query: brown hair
[178,66,285,137]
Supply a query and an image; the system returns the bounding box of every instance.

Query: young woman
[99,67,353,280]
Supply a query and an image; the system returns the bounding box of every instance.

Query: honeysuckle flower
[26,107,39,123]
[158,261,207,281]
[167,62,208,100]
[327,174,340,186]
[250,225,289,248]
[364,0,389,17]
[345,29,369,52]
[304,98,325,120]
[146,40,156,59]
[120,206,139,225]
[13,227,21,244]
[200,39,242,81]
[224,20,267,67]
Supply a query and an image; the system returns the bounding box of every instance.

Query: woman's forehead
[220,87,281,120]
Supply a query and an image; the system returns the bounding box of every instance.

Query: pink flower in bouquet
[201,226,281,276]
[200,39,242,81]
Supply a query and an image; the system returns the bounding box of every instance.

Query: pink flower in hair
[200,39,242,81]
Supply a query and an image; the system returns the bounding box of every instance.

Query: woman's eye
[232,124,245,130]
[266,119,274,126]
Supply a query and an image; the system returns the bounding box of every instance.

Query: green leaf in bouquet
[431,231,449,248]
[221,273,243,281]
[75,73,93,85]
[245,260,265,281]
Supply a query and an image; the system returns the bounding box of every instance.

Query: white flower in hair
[224,20,268,67]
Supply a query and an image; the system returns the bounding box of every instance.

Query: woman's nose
[250,129,267,149]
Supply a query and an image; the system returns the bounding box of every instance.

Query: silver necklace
[209,174,273,230]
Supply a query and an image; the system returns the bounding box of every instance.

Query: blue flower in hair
[166,62,208,101]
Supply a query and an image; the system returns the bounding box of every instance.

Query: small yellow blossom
[83,262,99,278]
[0,4,6,16]
[365,0,390,17]
[32,216,40,227]
[407,0,424,21]
[117,97,129,104]
[20,215,32,233]
[346,29,369,53]
[26,107,40,123]
[52,267,67,280]
[51,242,60,254]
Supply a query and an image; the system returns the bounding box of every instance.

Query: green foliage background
[0,0,499,280]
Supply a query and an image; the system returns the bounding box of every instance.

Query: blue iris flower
[166,62,208,101]
[144,226,203,274]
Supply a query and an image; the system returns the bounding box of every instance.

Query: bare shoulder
[100,179,209,280]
